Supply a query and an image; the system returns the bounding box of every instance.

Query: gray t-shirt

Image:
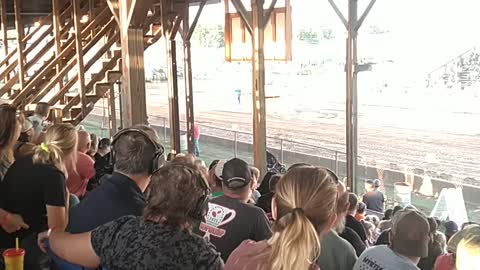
[353,245,420,270]
[318,230,357,270]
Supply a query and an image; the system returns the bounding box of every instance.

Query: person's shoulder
[361,245,391,257]
[97,215,138,232]
[228,240,266,260]
[329,231,357,251]
[343,227,363,241]
[27,115,39,122]
[188,231,219,251]
[29,158,65,177]
[174,231,222,268]
[78,152,95,162]
[210,197,267,219]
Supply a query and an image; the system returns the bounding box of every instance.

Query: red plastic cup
[3,248,25,270]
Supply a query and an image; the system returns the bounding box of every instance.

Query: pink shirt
[67,152,95,198]
[225,240,320,270]
[434,253,454,270]
[194,124,200,139]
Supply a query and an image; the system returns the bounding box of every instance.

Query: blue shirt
[67,172,146,233]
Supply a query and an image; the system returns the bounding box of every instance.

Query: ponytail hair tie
[40,143,50,153]
[290,207,304,214]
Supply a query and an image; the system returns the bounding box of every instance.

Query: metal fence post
[335,151,339,175]
[234,131,238,158]
[163,117,167,143]
[280,139,284,164]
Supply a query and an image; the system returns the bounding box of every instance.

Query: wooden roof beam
[107,0,120,26]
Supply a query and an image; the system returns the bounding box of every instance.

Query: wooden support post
[52,0,64,95]
[183,7,195,154]
[89,0,95,37]
[345,0,358,192]
[182,0,206,154]
[166,38,181,153]
[0,0,9,82]
[108,0,149,126]
[13,0,26,90]
[108,87,117,139]
[251,0,267,175]
[121,28,148,126]
[73,0,87,115]
[160,0,181,154]
[117,82,125,130]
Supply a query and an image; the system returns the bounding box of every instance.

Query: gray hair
[113,125,161,175]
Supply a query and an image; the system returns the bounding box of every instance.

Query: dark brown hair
[34,102,50,118]
[0,104,20,163]
[144,163,208,227]
[348,192,359,212]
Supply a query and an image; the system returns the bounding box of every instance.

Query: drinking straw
[15,237,19,250]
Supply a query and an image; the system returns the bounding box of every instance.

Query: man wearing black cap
[353,208,430,270]
[199,158,272,262]
[363,179,385,213]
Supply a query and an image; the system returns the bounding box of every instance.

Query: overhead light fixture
[147,9,153,16]
[80,15,89,23]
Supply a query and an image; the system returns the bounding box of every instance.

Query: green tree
[192,24,224,48]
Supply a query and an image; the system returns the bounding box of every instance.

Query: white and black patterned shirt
[91,215,223,270]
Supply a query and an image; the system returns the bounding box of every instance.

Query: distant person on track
[363,179,385,213]
[235,89,241,104]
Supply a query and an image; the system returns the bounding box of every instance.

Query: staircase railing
[0,1,75,82]
[11,6,113,108]
[44,18,119,107]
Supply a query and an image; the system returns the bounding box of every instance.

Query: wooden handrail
[48,30,120,107]
[22,15,117,106]
[10,6,112,107]
[0,50,16,70]
[61,49,121,114]
[23,25,54,56]
[0,18,75,96]
[11,41,76,106]
[0,0,74,68]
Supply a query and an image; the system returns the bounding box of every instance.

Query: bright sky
[193,0,480,75]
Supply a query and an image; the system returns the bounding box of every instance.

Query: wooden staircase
[0,0,164,126]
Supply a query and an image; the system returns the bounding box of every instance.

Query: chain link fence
[81,112,480,223]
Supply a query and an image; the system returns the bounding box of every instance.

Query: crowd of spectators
[0,102,479,270]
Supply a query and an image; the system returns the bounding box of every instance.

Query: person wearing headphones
[65,125,165,234]
[362,179,385,213]
[49,163,223,269]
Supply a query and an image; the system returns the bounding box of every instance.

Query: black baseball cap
[221,158,252,190]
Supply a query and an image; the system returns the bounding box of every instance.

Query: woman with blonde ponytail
[0,123,77,270]
[225,166,338,270]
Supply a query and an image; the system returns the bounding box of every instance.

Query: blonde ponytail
[254,166,337,270]
[264,208,321,270]
[33,124,78,173]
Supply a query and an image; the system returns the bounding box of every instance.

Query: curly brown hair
[144,163,209,228]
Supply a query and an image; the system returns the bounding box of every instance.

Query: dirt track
[91,82,480,186]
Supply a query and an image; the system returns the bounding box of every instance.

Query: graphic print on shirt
[359,256,385,270]
[200,202,236,239]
